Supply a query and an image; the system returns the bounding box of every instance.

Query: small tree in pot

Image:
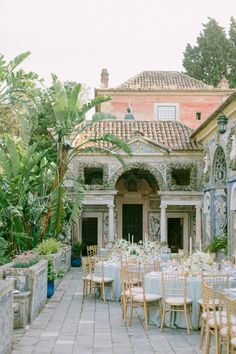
[71,242,84,267]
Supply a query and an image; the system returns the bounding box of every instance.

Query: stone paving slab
[12,268,205,354]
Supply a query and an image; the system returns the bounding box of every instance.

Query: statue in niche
[206,211,211,241]
[214,192,227,235]
[149,214,161,241]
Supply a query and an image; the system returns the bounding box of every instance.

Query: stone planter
[0,280,13,354]
[62,245,71,272]
[0,259,48,322]
[13,291,31,328]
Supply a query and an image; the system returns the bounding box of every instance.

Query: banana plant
[0,51,42,137]
[39,75,131,240]
[0,137,53,255]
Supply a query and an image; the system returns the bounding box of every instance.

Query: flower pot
[47,280,55,298]
[71,256,82,267]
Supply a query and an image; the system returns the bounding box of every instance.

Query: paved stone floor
[12,268,204,354]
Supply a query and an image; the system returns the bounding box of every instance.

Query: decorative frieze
[166,162,198,191]
[77,162,109,190]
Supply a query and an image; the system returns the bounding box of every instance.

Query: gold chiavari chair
[160,273,192,335]
[224,296,236,354]
[120,266,143,322]
[217,290,229,354]
[126,269,162,331]
[82,256,91,299]
[88,257,114,302]
[87,245,98,257]
[203,283,227,354]
[197,273,229,331]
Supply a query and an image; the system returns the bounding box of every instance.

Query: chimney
[217,77,229,90]
[101,68,109,89]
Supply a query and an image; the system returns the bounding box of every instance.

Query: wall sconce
[217,112,228,134]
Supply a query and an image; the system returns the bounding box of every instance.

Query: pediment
[114,136,171,155]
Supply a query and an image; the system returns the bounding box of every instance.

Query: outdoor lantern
[217,112,228,134]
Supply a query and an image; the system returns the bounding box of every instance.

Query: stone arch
[212,146,227,185]
[108,162,166,190]
[230,182,236,211]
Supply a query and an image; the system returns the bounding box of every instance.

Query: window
[155,103,179,121]
[171,168,191,186]
[84,168,103,185]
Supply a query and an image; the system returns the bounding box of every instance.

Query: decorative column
[195,205,202,250]
[160,204,167,244]
[108,204,115,242]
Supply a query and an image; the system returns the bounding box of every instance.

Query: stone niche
[0,259,48,322]
[0,280,13,354]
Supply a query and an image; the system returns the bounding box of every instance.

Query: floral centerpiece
[113,239,160,259]
[139,240,161,255]
[114,239,130,252]
[185,251,214,275]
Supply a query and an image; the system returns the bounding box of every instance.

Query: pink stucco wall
[98,92,230,129]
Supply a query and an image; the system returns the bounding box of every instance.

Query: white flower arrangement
[186,251,214,275]
[113,239,160,258]
[114,238,130,252]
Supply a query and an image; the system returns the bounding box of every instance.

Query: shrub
[47,258,65,281]
[36,238,63,255]
[13,251,40,268]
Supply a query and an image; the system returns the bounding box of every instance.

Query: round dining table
[95,261,236,329]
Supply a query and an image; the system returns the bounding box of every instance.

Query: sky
[1,0,236,96]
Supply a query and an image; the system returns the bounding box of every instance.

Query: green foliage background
[183,17,236,87]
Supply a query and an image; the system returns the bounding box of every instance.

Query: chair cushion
[202,310,226,321]
[133,293,162,302]
[122,288,143,297]
[231,337,236,347]
[165,297,192,306]
[220,326,236,337]
[208,315,227,328]
[92,276,113,283]
[198,298,219,307]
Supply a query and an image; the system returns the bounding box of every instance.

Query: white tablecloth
[95,262,236,328]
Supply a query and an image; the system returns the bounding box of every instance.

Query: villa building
[72,70,236,254]
[191,91,236,255]
[95,70,233,129]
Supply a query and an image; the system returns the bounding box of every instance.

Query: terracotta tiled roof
[110,71,211,91]
[74,120,200,151]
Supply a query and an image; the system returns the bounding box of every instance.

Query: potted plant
[71,242,84,267]
[47,258,65,298]
[206,233,227,261]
